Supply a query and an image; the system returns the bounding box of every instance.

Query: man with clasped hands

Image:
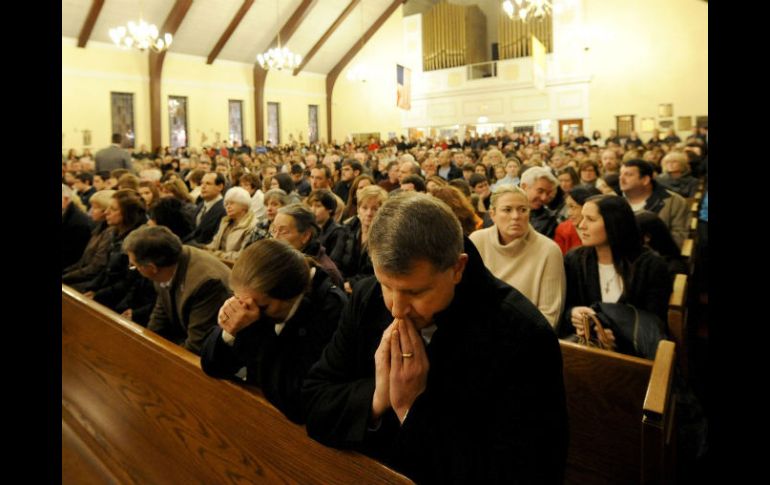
[302,193,568,483]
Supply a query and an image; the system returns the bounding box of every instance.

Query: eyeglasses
[270,226,294,237]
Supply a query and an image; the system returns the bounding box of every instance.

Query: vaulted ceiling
[62,0,401,75]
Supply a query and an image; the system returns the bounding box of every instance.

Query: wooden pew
[561,339,676,484]
[681,237,695,275]
[668,273,689,378]
[62,285,412,484]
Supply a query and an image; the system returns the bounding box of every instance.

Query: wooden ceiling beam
[77,0,105,48]
[207,0,255,65]
[149,0,194,151]
[270,0,317,48]
[292,0,360,76]
[326,0,405,143]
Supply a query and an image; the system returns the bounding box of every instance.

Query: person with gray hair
[271,203,344,287]
[520,166,559,238]
[205,186,258,261]
[123,225,232,355]
[303,192,568,483]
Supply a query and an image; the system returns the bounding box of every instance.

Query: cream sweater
[469,224,566,327]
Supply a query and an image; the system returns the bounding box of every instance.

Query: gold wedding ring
[401,352,414,358]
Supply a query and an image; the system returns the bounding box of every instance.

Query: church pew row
[561,339,676,484]
[62,285,412,485]
[63,285,675,484]
[668,272,689,378]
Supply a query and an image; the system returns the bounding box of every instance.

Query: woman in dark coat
[560,194,672,343]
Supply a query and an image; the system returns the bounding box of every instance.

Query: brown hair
[431,185,481,237]
[231,239,310,300]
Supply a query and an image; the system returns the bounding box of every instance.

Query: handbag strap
[586,313,615,351]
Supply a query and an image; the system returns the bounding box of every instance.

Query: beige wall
[161,53,255,149]
[62,38,150,152]
[62,0,707,152]
[580,0,708,136]
[62,38,327,152]
[331,7,405,143]
[264,70,326,145]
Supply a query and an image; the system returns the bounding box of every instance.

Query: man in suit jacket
[123,225,232,355]
[191,172,227,245]
[95,133,133,173]
[302,193,568,484]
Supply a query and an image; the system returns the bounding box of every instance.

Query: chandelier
[258,0,301,70]
[257,46,301,71]
[502,0,553,21]
[109,19,172,52]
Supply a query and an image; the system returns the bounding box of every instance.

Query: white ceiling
[62,0,400,74]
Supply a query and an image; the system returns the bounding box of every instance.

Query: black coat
[191,199,226,245]
[302,240,568,484]
[62,203,93,270]
[200,268,347,424]
[329,216,374,288]
[559,246,672,338]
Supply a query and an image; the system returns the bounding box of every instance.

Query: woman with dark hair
[578,160,600,187]
[307,189,343,254]
[270,172,301,204]
[560,195,672,342]
[138,180,160,209]
[148,197,195,243]
[342,174,375,220]
[200,239,347,424]
[557,167,579,194]
[635,211,688,276]
[81,189,148,307]
[554,185,601,255]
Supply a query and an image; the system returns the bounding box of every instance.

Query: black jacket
[62,203,93,270]
[559,246,672,338]
[302,240,568,484]
[200,268,347,424]
[530,206,557,239]
[191,199,226,245]
[329,216,374,288]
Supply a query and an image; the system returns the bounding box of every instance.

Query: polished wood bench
[668,272,689,378]
[561,339,676,484]
[62,285,412,484]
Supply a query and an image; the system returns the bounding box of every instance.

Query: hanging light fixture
[109,2,172,52]
[257,0,301,71]
[502,0,553,21]
[346,1,370,82]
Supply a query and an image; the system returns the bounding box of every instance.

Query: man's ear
[452,254,469,285]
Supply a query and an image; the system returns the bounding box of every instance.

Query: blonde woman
[330,185,388,293]
[469,185,565,327]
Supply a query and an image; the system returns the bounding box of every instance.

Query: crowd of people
[62,125,708,482]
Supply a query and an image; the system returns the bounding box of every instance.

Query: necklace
[603,274,617,295]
